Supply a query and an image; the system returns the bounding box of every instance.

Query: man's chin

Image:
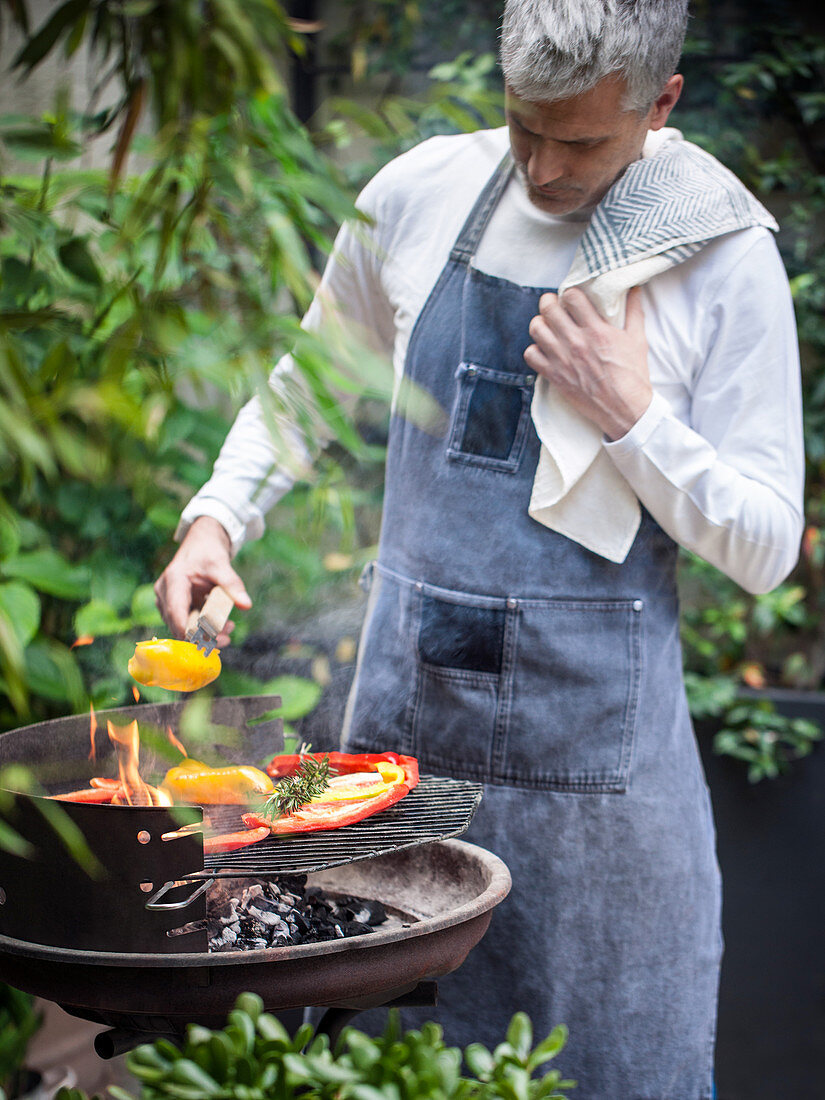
[524,183,585,214]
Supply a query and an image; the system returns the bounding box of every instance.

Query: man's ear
[648,74,684,131]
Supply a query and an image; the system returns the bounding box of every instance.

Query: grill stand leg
[94,1028,180,1060]
[315,980,439,1047]
[82,981,439,1060]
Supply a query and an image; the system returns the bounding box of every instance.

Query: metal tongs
[184,586,235,655]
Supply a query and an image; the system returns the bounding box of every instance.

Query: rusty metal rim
[0,839,511,968]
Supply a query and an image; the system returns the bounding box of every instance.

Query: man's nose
[528,143,567,187]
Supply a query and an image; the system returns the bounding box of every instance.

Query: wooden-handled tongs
[184,586,235,655]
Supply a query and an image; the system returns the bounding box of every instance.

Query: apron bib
[342,159,721,1100]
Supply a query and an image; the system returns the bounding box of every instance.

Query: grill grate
[193,775,482,878]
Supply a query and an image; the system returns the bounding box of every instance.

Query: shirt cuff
[175,498,262,558]
[603,391,672,457]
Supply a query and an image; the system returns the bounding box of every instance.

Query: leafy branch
[260,753,331,819]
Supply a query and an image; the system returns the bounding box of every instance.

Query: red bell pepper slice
[265,750,418,786]
[203,826,270,854]
[251,750,419,834]
[52,787,118,803]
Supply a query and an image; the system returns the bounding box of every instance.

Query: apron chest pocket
[447,362,534,473]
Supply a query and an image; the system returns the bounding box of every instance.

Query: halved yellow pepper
[310,762,407,803]
[162,762,274,804]
[128,638,221,692]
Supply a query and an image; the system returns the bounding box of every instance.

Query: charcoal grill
[0,696,510,1052]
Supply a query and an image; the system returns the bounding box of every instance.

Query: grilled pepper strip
[161,763,273,805]
[248,751,419,835]
[203,826,270,854]
[266,750,418,785]
[52,787,119,803]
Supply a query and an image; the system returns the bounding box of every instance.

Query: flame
[106,719,172,807]
[72,635,95,649]
[167,725,188,757]
[88,702,98,762]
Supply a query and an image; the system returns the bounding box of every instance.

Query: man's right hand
[154,516,252,647]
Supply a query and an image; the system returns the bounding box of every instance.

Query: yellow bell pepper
[128,638,221,692]
[314,762,407,803]
[162,762,274,804]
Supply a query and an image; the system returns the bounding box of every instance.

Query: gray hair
[500,0,688,113]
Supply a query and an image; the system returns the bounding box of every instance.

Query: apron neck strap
[449,154,513,265]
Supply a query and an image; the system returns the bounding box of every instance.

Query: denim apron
[342,159,721,1100]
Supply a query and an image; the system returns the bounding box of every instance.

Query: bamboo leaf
[58,237,103,286]
[12,0,92,73]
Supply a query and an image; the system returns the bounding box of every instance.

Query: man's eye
[512,116,535,136]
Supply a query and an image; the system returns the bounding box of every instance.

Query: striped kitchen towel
[528,128,778,562]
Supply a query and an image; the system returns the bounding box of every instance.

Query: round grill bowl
[0,838,510,1022]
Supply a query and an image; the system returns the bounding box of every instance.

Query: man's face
[506,74,678,215]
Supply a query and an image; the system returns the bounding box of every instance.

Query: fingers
[155,568,197,640]
[543,287,600,329]
[213,571,252,612]
[154,517,252,643]
[522,284,651,439]
[527,290,593,379]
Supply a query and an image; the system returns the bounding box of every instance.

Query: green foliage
[0,3,364,729]
[0,0,508,732]
[674,18,825,774]
[712,699,823,783]
[0,983,42,1099]
[54,993,574,1100]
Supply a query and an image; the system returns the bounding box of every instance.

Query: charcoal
[324,895,387,926]
[206,876,388,953]
[338,920,375,937]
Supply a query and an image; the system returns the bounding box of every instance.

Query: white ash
[206,875,388,952]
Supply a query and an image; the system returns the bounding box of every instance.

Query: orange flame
[106,719,172,807]
[72,635,95,649]
[88,702,98,763]
[167,725,188,757]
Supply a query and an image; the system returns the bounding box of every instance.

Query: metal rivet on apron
[466,366,476,377]
[415,581,424,591]
[524,375,535,386]
[633,599,643,612]
[506,597,518,609]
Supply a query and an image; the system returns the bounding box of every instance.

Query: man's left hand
[524,285,652,441]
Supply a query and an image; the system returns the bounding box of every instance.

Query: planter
[696,689,825,1100]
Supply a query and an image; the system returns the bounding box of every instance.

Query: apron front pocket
[503,597,643,791]
[446,362,534,473]
[408,586,643,791]
[409,591,508,779]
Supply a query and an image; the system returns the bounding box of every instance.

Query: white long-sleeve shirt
[179,128,805,595]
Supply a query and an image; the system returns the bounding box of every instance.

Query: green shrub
[56,992,575,1100]
[0,983,42,1100]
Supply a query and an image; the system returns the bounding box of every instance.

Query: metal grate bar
[190,776,482,879]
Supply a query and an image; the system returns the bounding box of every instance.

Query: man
[156,3,804,1096]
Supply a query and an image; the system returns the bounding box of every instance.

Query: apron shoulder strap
[449,154,514,265]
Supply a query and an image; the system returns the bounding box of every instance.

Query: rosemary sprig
[261,754,332,820]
